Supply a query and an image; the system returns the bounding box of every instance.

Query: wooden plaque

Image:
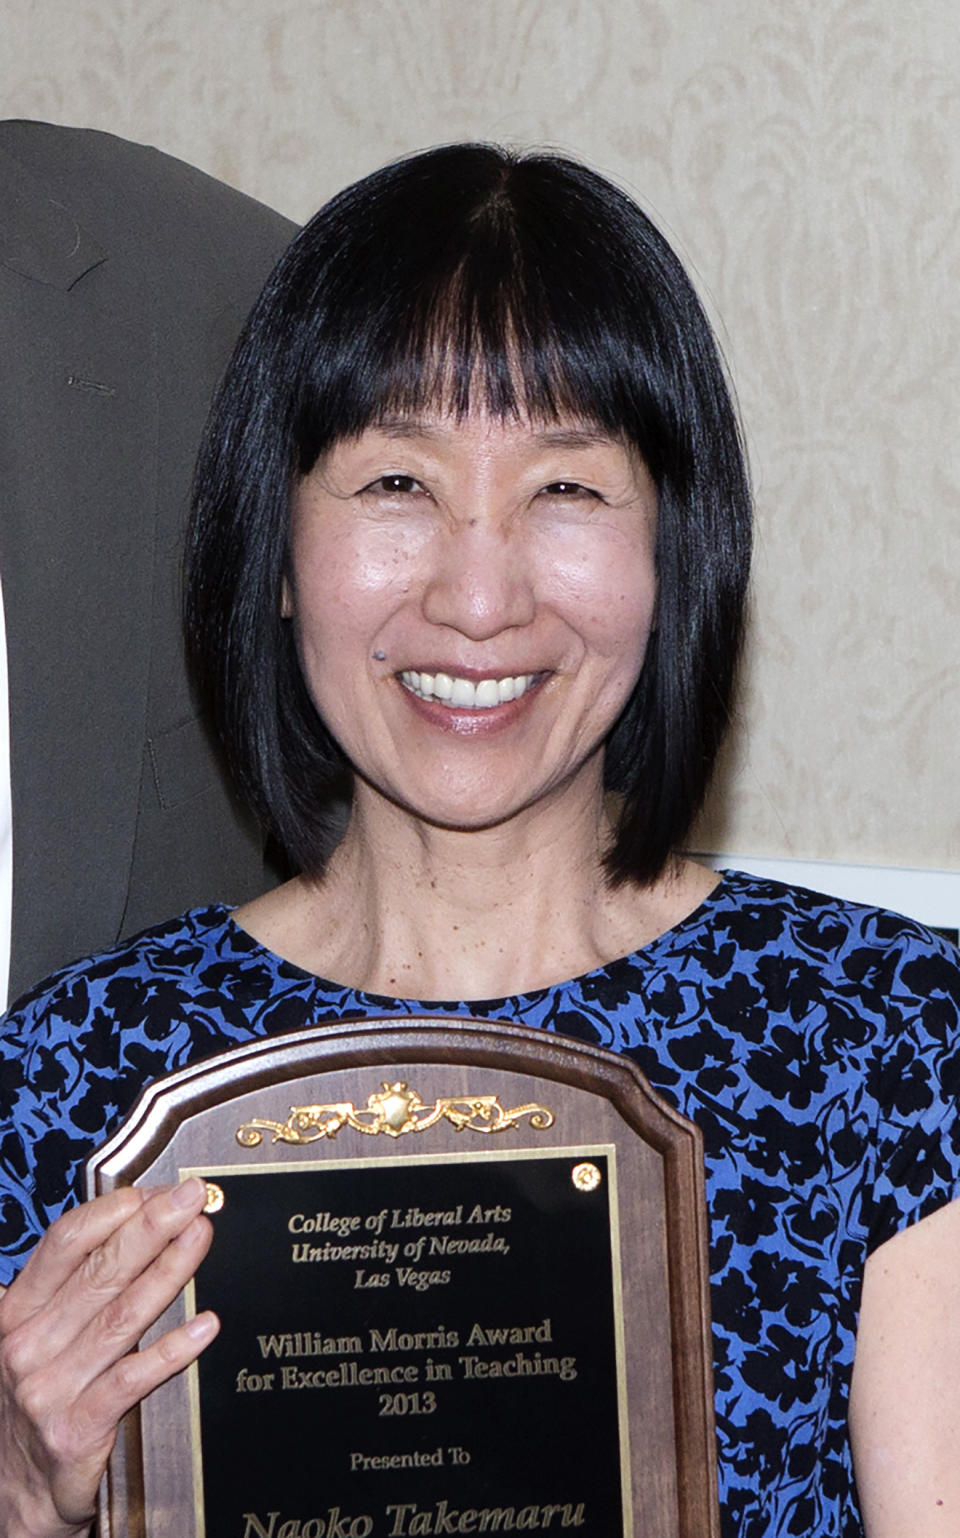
[86,1019,719,1537]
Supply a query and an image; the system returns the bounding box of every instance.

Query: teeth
[400,670,538,709]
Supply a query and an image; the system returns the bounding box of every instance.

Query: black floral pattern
[1,871,958,1537]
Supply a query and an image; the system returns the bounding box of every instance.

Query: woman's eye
[540,481,598,499]
[363,474,424,496]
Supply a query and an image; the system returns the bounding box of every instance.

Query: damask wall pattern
[2,0,958,871]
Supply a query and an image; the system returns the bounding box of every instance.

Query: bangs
[286,148,685,481]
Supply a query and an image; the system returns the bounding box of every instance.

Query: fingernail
[172,1177,204,1209]
[187,1311,219,1340]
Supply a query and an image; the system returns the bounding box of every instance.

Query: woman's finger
[0,1180,209,1373]
[0,1186,152,1330]
[12,1310,220,1535]
[80,1307,220,1435]
[22,1213,214,1408]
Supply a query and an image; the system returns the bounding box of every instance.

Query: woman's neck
[236,781,718,1001]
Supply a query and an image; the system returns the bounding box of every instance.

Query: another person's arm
[0,1179,216,1538]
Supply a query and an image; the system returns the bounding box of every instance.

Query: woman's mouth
[399,670,541,709]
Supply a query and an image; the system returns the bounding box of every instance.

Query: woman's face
[286,409,658,834]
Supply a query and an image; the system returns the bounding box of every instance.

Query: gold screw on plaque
[202,1181,225,1214]
[571,1162,601,1192]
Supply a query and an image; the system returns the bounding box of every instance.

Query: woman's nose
[420,521,537,640]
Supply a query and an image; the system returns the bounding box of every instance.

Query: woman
[0,144,958,1538]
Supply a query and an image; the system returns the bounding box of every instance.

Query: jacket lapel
[0,142,106,288]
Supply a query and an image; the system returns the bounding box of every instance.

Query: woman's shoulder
[0,904,326,1269]
[2,904,241,1023]
[703,869,956,960]
[683,869,960,1023]
[0,901,326,1057]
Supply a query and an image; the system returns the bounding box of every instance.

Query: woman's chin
[363,788,533,836]
[350,760,599,842]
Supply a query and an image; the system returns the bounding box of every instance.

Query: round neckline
[215,869,744,1011]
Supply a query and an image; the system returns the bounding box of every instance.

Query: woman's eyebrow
[532,427,617,450]
[371,418,617,450]
[373,417,439,440]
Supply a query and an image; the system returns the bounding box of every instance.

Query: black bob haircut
[186,142,752,885]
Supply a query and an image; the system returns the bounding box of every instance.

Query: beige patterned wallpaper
[3,0,958,870]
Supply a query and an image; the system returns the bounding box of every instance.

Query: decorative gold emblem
[202,1181,225,1213]
[235,1081,555,1146]
[571,1161,601,1192]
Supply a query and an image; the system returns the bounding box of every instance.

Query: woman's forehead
[368,410,620,446]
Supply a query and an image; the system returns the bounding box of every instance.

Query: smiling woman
[282,412,658,854]
[186,144,750,891]
[0,144,959,1538]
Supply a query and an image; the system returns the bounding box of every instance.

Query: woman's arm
[0,1178,217,1538]
[850,1196,960,1536]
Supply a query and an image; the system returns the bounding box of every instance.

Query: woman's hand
[0,1177,218,1538]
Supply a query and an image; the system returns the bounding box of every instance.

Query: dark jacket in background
[0,120,297,1000]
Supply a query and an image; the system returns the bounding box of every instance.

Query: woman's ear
[281,575,294,619]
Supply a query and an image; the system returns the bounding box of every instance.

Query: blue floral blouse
[1,871,959,1536]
